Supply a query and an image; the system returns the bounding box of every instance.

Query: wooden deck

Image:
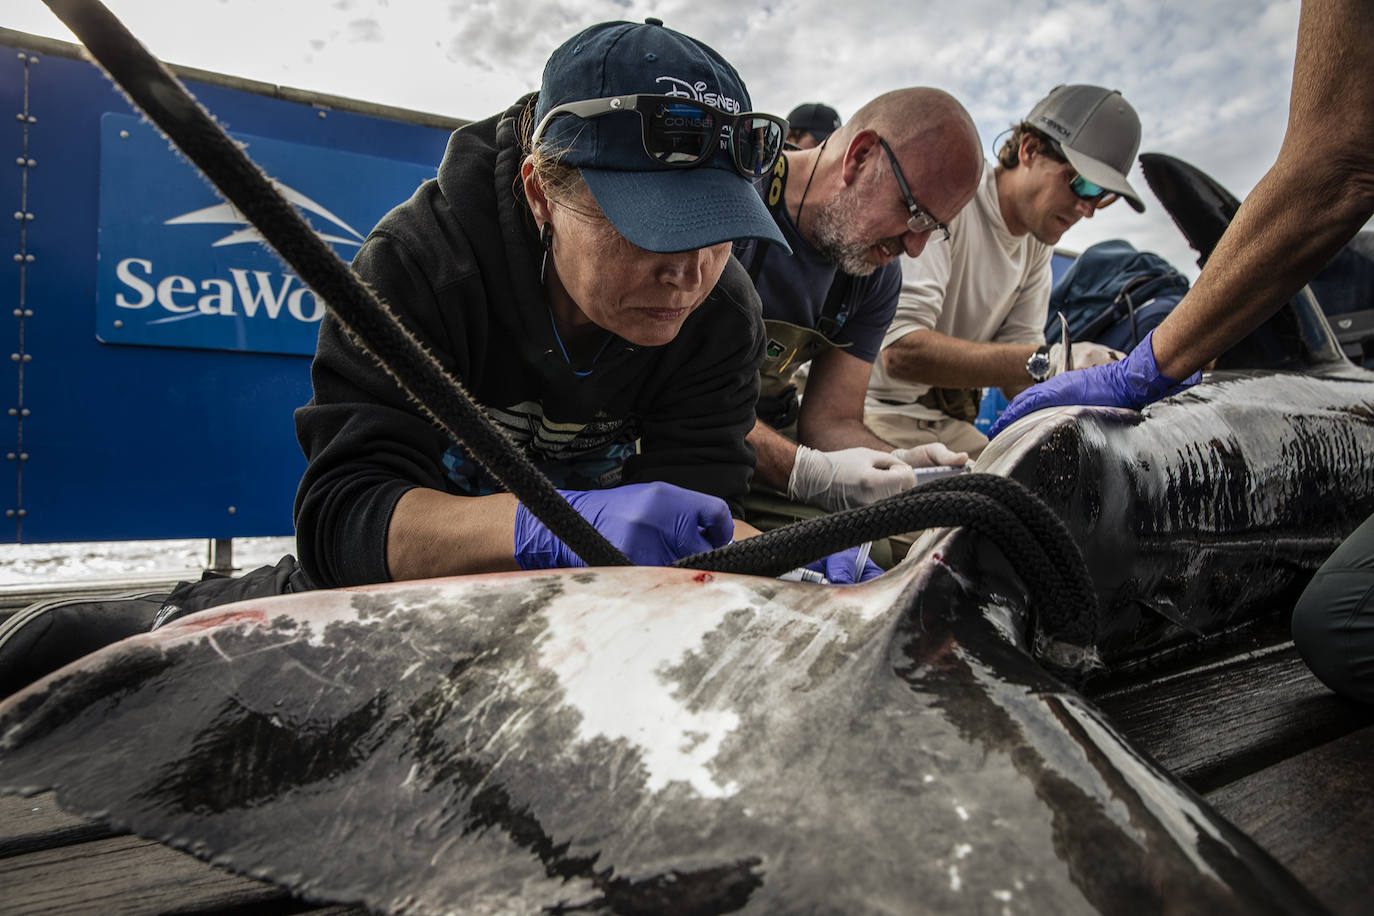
[1085,617,1374,916]
[1,602,1370,915]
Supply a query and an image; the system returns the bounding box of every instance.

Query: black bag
[1045,239,1190,352]
[0,554,313,698]
[0,588,168,697]
[151,554,315,628]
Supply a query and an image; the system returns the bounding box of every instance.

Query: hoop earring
[539,222,553,286]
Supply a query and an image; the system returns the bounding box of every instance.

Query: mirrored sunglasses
[531,94,787,180]
[1068,174,1120,210]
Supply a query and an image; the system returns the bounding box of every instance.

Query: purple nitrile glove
[513,481,734,569]
[988,330,1201,438]
[800,545,884,585]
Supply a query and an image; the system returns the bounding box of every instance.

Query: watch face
[1027,349,1051,382]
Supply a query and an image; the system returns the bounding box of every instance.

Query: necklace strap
[547,306,613,378]
[794,136,827,231]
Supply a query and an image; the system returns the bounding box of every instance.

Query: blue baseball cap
[534,19,789,254]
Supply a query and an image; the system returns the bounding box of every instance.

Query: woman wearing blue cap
[294,20,853,585]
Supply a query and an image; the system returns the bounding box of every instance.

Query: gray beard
[806,189,882,277]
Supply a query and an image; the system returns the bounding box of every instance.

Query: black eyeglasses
[531,94,788,179]
[877,137,950,242]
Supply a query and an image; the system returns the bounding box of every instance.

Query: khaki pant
[864,409,989,458]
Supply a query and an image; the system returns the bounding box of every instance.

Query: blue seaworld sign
[96,112,433,356]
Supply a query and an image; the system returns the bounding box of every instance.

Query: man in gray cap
[864,84,1146,458]
[786,102,842,149]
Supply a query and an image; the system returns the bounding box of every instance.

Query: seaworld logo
[655,76,741,114]
[163,181,366,250]
[110,179,365,326]
[95,111,437,356]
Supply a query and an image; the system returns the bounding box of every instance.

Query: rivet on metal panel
[21,354,31,362]
[5,510,13,518]
[17,509,27,518]
[6,409,15,417]
[12,114,22,123]
[119,130,129,139]
[113,319,124,329]
[19,453,28,461]
[26,159,35,167]
[15,53,25,61]
[24,309,32,317]
[22,213,33,221]
[317,111,327,119]
[227,506,237,515]
[8,354,17,362]
[10,255,19,263]
[5,454,13,461]
[24,255,33,263]
[13,158,22,166]
[11,310,19,318]
[20,409,29,417]
[11,212,21,220]
[26,117,36,124]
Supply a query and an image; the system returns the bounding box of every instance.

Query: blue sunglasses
[1043,137,1121,209]
[1068,174,1119,209]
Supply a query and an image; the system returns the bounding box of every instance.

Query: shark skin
[984,369,1374,673]
[0,550,1324,914]
[5,366,1372,914]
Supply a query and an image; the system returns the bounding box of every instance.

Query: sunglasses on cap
[531,94,787,179]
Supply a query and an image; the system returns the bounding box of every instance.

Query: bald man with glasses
[733,88,983,537]
[864,84,1145,459]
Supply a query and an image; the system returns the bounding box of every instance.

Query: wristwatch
[1025,344,1052,383]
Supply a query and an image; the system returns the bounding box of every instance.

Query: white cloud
[7,0,1309,276]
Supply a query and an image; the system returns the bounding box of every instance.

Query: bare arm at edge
[1150,0,1374,381]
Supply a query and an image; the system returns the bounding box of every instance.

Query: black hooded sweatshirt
[294,94,765,588]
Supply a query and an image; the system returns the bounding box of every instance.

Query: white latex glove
[891,443,970,469]
[1049,341,1126,375]
[788,444,917,512]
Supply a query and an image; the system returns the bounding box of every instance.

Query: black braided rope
[43,0,631,568]
[674,473,1096,630]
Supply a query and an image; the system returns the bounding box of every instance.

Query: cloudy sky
[9,0,1307,279]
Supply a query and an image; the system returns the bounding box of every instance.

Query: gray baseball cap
[1026,84,1145,212]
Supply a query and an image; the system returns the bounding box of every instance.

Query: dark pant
[1292,511,1374,704]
